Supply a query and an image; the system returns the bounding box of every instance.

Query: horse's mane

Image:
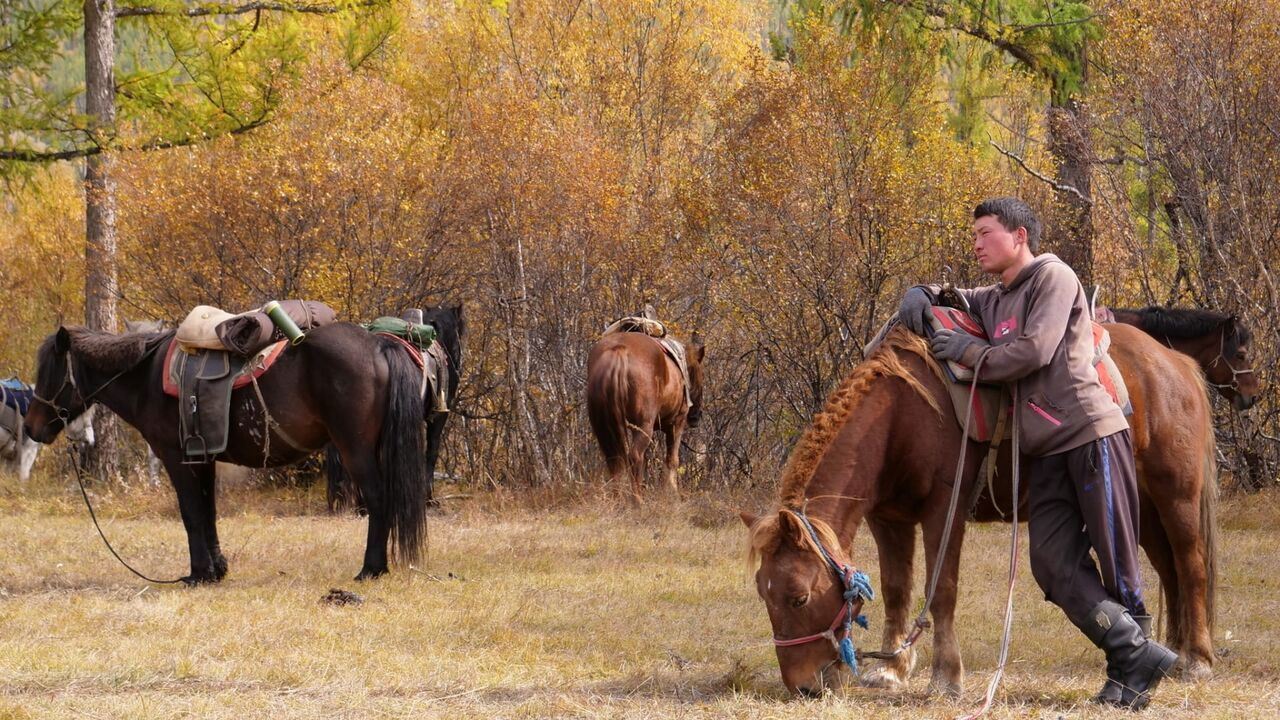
[747,508,844,568]
[1115,305,1252,347]
[39,326,171,376]
[777,327,943,509]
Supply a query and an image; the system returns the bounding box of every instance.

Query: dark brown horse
[1112,306,1259,410]
[586,332,704,500]
[23,324,430,583]
[743,324,1217,696]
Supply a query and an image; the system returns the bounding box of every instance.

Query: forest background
[2,0,1277,495]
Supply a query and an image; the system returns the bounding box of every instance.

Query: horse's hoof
[860,665,909,691]
[927,678,963,699]
[180,573,219,586]
[354,567,388,581]
[1175,656,1213,682]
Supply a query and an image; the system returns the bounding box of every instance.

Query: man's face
[972,215,1025,276]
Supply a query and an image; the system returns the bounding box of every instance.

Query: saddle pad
[1,382,32,415]
[658,337,693,410]
[162,339,287,398]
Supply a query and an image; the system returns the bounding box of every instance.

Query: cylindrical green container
[263,300,306,345]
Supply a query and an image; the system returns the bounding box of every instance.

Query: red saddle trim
[161,339,288,398]
[375,332,425,369]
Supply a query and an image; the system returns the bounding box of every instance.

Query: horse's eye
[790,594,810,608]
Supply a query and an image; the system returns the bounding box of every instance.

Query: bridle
[769,509,874,674]
[1204,329,1255,393]
[30,339,163,432]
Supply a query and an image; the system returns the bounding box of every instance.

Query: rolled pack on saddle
[169,300,337,461]
[361,310,451,415]
[602,315,693,410]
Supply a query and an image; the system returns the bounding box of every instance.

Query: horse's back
[1107,323,1212,471]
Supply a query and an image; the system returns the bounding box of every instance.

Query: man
[897,197,1177,710]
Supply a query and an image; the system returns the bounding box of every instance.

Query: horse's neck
[799,384,894,545]
[74,339,162,425]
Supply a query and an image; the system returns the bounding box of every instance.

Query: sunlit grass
[0,471,1276,719]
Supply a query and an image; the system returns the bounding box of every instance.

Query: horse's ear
[55,326,71,353]
[739,511,759,528]
[776,510,807,545]
[694,344,706,363]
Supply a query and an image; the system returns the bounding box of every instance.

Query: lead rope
[65,441,185,584]
[862,347,993,662]
[957,384,1020,720]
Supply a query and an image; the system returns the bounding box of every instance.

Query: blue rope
[791,509,876,675]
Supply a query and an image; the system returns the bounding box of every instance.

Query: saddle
[1,378,32,415]
[925,307,1131,445]
[603,316,692,409]
[162,339,289,461]
[369,314,451,414]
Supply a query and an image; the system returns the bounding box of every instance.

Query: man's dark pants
[1027,428,1147,625]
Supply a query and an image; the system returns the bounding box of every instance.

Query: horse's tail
[376,339,429,564]
[588,349,630,470]
[1199,407,1219,632]
[323,443,358,513]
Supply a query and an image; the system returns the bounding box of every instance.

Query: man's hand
[897,287,933,335]
[930,328,989,366]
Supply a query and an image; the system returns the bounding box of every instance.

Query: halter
[31,338,164,431]
[770,509,874,675]
[1205,329,1254,392]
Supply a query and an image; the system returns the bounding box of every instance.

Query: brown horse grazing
[586,332,704,500]
[1111,306,1259,410]
[23,324,429,583]
[743,324,1217,697]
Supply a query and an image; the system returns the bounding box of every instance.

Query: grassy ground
[0,474,1277,719]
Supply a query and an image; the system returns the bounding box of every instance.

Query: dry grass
[0,472,1277,719]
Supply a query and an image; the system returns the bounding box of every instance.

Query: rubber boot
[1093,613,1154,705]
[1080,601,1176,711]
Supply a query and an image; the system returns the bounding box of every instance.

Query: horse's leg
[424,413,447,505]
[625,422,652,505]
[204,465,227,580]
[1138,498,1182,650]
[161,456,220,584]
[18,437,38,482]
[920,499,967,697]
[341,447,389,580]
[1153,490,1213,680]
[861,517,917,691]
[661,421,683,497]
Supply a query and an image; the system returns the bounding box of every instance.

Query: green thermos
[263,300,305,345]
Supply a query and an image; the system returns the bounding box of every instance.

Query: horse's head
[1211,316,1259,411]
[423,304,466,367]
[685,340,706,427]
[24,327,91,444]
[742,509,863,697]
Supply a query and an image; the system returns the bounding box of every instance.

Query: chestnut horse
[24,324,430,583]
[586,332,704,500]
[743,324,1217,696]
[1112,306,1258,410]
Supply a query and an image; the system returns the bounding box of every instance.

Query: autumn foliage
[2,0,1277,491]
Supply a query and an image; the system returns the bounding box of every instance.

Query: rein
[771,508,875,674]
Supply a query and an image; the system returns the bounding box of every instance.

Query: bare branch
[115,1,382,19]
[0,117,269,162]
[989,139,1092,205]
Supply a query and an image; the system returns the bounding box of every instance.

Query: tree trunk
[84,0,122,482]
[1045,100,1095,289]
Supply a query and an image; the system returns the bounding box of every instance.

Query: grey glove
[897,287,933,335]
[929,328,989,366]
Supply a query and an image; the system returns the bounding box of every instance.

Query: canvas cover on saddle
[167,299,335,460]
[603,316,692,409]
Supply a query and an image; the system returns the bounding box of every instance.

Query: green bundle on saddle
[363,316,437,348]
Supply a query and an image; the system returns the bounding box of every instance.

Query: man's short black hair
[974,197,1041,252]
